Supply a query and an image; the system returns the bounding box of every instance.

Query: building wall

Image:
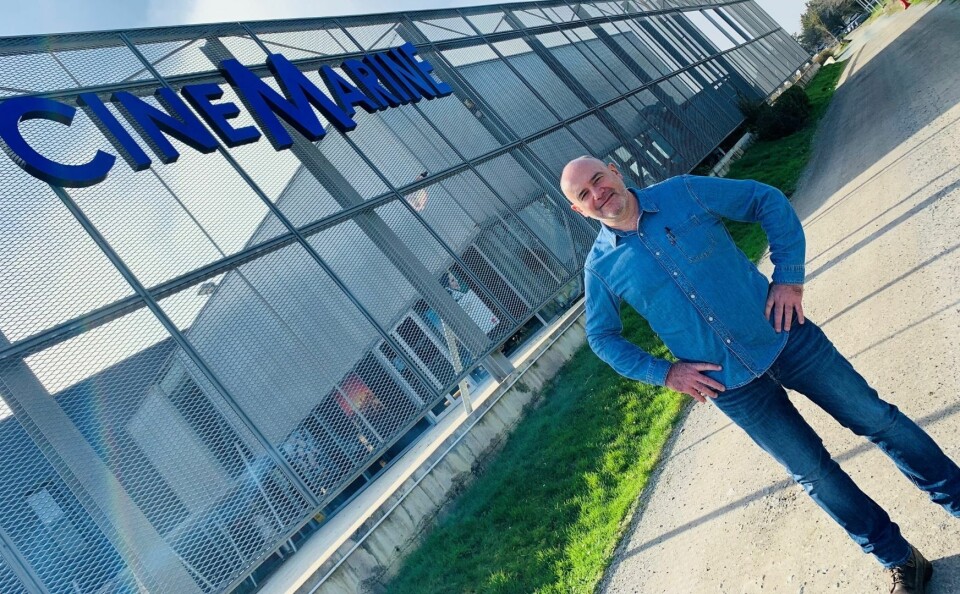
[0,2,809,592]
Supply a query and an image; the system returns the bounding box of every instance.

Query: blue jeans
[712,320,960,567]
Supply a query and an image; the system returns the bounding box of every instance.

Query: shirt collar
[598,187,659,248]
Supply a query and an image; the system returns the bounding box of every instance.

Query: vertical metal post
[0,331,199,593]
[0,522,45,594]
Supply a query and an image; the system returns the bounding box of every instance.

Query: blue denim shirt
[584,175,806,390]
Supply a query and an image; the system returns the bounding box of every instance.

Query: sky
[1,0,806,38]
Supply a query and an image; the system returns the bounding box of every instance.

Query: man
[559,156,960,593]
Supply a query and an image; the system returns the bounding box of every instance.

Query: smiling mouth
[597,193,612,210]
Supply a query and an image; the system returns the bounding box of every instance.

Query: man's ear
[608,162,621,177]
[569,202,584,215]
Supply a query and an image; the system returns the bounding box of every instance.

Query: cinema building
[0,1,808,592]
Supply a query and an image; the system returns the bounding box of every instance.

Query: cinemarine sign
[0,42,452,188]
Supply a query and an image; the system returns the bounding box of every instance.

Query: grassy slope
[725,61,847,262]
[385,61,847,594]
[387,312,682,594]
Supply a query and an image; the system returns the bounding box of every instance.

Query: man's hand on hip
[765,283,805,333]
[666,362,725,403]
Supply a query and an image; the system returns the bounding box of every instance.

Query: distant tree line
[796,0,865,52]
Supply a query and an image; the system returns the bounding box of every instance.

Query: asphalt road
[601,3,960,592]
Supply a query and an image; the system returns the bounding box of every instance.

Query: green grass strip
[385,61,847,594]
[725,60,847,262]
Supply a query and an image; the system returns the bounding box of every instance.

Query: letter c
[0,96,116,188]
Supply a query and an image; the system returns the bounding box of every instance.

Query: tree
[798,0,863,52]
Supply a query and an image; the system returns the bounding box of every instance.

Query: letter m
[220,55,356,151]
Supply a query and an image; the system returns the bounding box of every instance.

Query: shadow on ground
[791,3,960,221]
[620,398,960,562]
[930,553,960,593]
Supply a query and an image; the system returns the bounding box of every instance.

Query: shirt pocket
[672,214,718,263]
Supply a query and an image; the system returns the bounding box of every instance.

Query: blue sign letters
[0,44,453,188]
[0,96,116,188]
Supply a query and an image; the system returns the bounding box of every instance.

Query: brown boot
[888,546,933,593]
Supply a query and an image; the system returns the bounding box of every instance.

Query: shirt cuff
[772,264,805,285]
[646,358,673,387]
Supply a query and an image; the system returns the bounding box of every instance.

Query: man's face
[560,159,633,225]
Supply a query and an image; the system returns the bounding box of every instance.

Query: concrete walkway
[602,3,960,593]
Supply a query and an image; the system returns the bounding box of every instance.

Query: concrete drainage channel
[294,301,587,594]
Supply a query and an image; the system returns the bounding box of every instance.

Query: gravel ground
[601,3,960,593]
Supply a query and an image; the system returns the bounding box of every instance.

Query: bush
[763,86,812,140]
[739,86,813,141]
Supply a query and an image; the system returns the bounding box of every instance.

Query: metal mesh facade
[0,1,808,592]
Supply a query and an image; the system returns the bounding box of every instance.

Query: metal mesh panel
[589,105,661,183]
[725,3,766,38]
[626,16,685,74]
[707,53,760,101]
[465,11,514,34]
[0,398,136,594]
[256,27,360,59]
[455,46,557,138]
[376,200,512,343]
[602,20,670,80]
[0,163,133,345]
[647,15,698,65]
[0,33,139,98]
[509,7,554,28]
[540,31,617,105]
[660,14,711,61]
[543,5,581,24]
[307,214,488,388]
[130,29,267,78]
[722,47,767,96]
[690,64,743,127]
[344,22,405,51]
[568,31,641,95]
[20,309,314,594]
[704,7,749,45]
[669,72,729,140]
[497,40,586,120]
[176,79,337,235]
[160,248,411,506]
[568,114,619,158]
[591,1,628,17]
[413,92,501,160]
[731,44,779,93]
[622,91,693,177]
[473,154,569,299]
[52,37,154,87]
[0,557,28,594]
[408,170,532,322]
[527,127,591,182]
[344,106,460,191]
[412,16,476,42]
[755,36,793,82]
[58,106,272,287]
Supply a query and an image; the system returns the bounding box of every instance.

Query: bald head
[559,156,607,202]
[559,156,638,231]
